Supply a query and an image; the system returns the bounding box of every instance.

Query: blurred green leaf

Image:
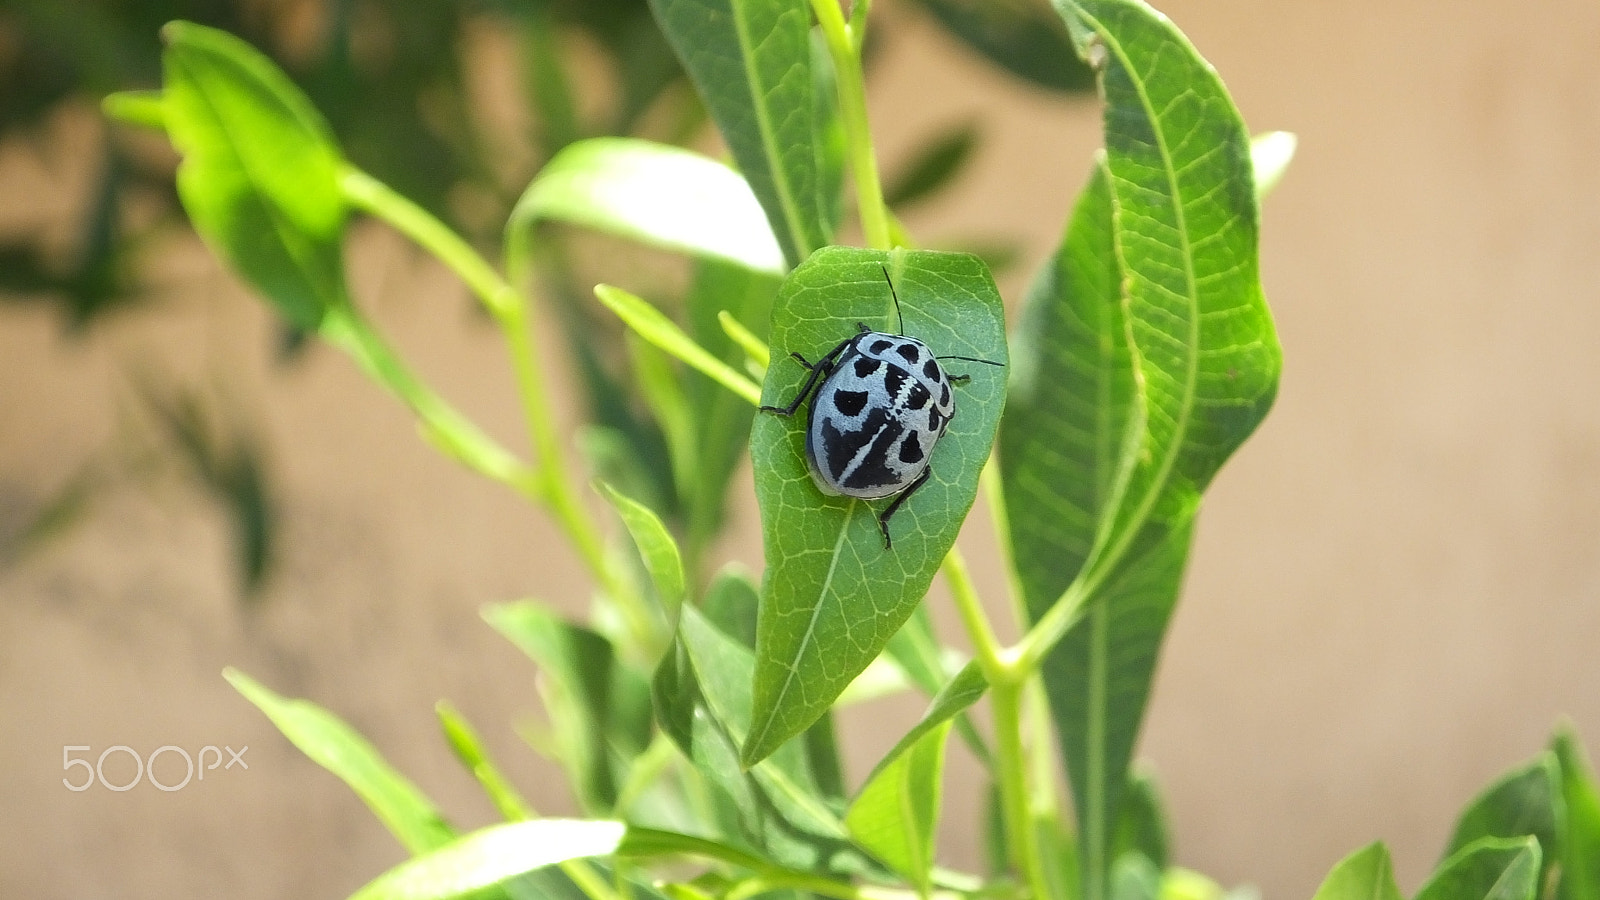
[1251,131,1297,199]
[1553,726,1600,900]
[702,564,761,648]
[1444,752,1562,887]
[1113,769,1169,872]
[645,0,835,266]
[883,122,980,209]
[484,602,652,813]
[744,248,1007,765]
[595,480,688,612]
[594,285,762,406]
[1309,843,1403,900]
[159,20,349,330]
[345,819,627,900]
[509,138,786,275]
[1416,837,1542,900]
[224,668,455,854]
[1110,852,1161,900]
[436,701,535,822]
[913,0,1095,92]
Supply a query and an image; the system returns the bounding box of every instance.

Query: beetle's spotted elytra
[761,266,1004,549]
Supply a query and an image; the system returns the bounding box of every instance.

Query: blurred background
[2,0,1598,897]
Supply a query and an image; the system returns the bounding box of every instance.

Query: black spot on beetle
[896,343,921,364]
[939,383,951,407]
[906,383,930,410]
[833,390,868,416]
[928,410,945,433]
[899,432,924,464]
[854,356,880,378]
[884,365,907,398]
[869,339,894,354]
[923,358,941,381]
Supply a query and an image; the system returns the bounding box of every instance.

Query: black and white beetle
[761,267,1003,549]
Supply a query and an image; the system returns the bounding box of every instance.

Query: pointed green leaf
[508,138,785,275]
[883,121,981,210]
[594,285,763,407]
[744,247,1007,764]
[436,701,534,822]
[1445,752,1562,888]
[1309,843,1403,900]
[1113,769,1170,872]
[483,603,651,813]
[346,819,626,900]
[1416,837,1542,900]
[1110,852,1161,900]
[1553,726,1600,900]
[702,564,761,649]
[224,668,454,853]
[595,481,687,611]
[845,719,952,891]
[160,21,348,330]
[645,0,835,266]
[1055,0,1282,580]
[913,0,1096,93]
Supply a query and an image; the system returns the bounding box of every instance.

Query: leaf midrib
[1071,1,1202,593]
[732,0,813,261]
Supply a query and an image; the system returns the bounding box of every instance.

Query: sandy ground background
[3,0,1599,897]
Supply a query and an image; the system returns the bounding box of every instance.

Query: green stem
[941,547,1005,678]
[337,165,652,649]
[810,0,892,250]
[990,678,1054,900]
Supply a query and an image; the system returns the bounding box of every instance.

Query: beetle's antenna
[936,354,1005,367]
[880,265,905,335]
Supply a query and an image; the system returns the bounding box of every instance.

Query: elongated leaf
[224,669,454,853]
[884,122,980,209]
[1251,131,1297,199]
[595,481,687,612]
[845,719,952,891]
[645,0,834,266]
[436,701,534,822]
[160,21,348,330]
[1110,852,1161,900]
[703,564,761,648]
[1112,769,1169,872]
[913,0,1095,92]
[508,138,785,275]
[1554,727,1600,900]
[1310,843,1404,900]
[594,285,763,407]
[744,247,1007,764]
[1445,752,1562,888]
[346,819,626,900]
[1054,0,1281,576]
[483,603,651,813]
[1416,837,1542,900]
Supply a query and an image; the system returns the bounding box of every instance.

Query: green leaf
[744,247,1007,765]
[1309,843,1403,900]
[844,720,952,891]
[101,90,167,129]
[913,0,1096,92]
[1553,726,1600,900]
[594,481,688,612]
[1113,769,1170,872]
[436,701,534,822]
[159,21,348,331]
[1054,0,1281,574]
[682,259,782,566]
[594,285,763,407]
[655,607,862,873]
[1110,852,1161,900]
[1444,752,1562,888]
[883,121,980,209]
[345,819,626,900]
[702,564,762,648]
[224,668,455,853]
[1415,836,1542,900]
[483,603,651,813]
[645,0,835,266]
[508,138,785,275]
[842,664,985,891]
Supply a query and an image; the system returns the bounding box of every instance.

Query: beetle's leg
[760,337,856,417]
[875,465,933,549]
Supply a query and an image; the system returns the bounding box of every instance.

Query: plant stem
[810,0,892,250]
[336,166,653,649]
[990,678,1054,900]
[942,547,1005,678]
